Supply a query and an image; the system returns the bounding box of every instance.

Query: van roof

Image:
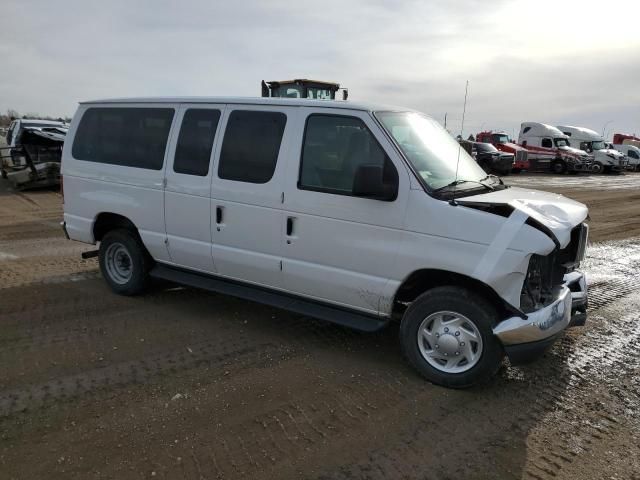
[79,96,413,113]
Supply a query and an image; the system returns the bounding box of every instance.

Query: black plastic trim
[150,264,389,332]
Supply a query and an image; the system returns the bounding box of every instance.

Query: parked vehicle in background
[518,123,593,174]
[261,79,348,100]
[61,96,589,388]
[557,125,626,174]
[471,142,514,175]
[613,133,640,150]
[612,143,640,171]
[475,131,529,172]
[2,119,67,188]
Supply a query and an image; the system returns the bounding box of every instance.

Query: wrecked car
[2,120,66,189]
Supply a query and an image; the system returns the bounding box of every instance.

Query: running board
[150,265,389,333]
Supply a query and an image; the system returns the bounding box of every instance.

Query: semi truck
[475,131,529,172]
[557,125,626,173]
[518,123,593,174]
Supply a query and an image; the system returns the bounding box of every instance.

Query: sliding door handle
[286,216,295,237]
[216,206,223,224]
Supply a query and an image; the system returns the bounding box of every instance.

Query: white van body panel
[281,107,410,314]
[207,104,295,291]
[163,104,226,273]
[62,103,176,262]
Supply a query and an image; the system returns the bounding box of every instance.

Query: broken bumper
[493,271,587,363]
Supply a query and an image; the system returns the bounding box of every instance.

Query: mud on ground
[0,174,639,480]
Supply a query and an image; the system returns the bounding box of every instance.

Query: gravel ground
[0,174,639,480]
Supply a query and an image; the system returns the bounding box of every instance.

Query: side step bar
[150,265,389,333]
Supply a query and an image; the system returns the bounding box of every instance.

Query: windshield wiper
[434,178,495,193]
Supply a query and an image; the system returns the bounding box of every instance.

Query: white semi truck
[557,125,627,174]
[517,123,593,174]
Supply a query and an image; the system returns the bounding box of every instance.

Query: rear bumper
[494,271,587,363]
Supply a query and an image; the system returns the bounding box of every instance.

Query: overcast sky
[1,0,638,138]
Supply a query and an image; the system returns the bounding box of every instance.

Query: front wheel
[551,160,567,174]
[99,228,151,295]
[591,162,603,174]
[399,287,504,388]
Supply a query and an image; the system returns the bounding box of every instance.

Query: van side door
[163,104,225,272]
[209,106,294,289]
[281,108,410,315]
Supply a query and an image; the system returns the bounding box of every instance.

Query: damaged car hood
[458,187,588,247]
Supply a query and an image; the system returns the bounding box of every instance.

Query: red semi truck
[475,131,529,172]
[613,133,640,148]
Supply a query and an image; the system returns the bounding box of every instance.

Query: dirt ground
[1,173,639,480]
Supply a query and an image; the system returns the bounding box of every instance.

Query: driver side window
[541,138,553,148]
[298,114,397,197]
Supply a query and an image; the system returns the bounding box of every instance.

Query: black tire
[399,286,504,388]
[550,160,566,174]
[592,162,603,174]
[98,228,151,295]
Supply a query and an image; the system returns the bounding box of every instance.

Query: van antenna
[450,80,469,206]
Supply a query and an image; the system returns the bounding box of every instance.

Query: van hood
[458,187,588,248]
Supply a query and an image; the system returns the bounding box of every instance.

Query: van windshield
[376,112,491,192]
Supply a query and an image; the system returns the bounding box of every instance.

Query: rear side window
[72,107,174,170]
[299,114,397,196]
[174,109,221,176]
[218,110,286,184]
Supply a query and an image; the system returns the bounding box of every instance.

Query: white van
[612,144,640,171]
[517,122,592,173]
[557,125,627,173]
[62,97,589,388]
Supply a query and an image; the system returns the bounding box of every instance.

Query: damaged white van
[61,97,589,388]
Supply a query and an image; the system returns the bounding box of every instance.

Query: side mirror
[352,164,397,200]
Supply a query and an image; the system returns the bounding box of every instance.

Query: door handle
[216,206,223,224]
[286,216,295,237]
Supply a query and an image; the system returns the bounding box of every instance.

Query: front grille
[516,150,527,163]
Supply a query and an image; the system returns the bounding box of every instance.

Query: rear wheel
[99,228,151,295]
[399,286,504,388]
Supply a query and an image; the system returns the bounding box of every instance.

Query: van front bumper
[494,271,587,363]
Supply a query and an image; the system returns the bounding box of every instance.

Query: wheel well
[391,269,513,320]
[93,213,138,242]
